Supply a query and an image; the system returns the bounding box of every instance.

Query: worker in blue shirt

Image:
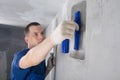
[10,21,79,80]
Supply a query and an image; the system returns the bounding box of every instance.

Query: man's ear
[24,36,28,44]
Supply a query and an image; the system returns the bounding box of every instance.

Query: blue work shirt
[10,49,46,80]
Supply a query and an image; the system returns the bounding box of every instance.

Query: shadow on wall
[0,24,26,80]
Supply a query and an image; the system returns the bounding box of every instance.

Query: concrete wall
[55,0,87,80]
[48,0,120,80]
[45,18,57,80]
[0,24,26,80]
[85,0,120,80]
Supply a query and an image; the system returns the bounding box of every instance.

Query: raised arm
[19,21,79,69]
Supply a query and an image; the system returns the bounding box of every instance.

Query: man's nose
[38,34,45,41]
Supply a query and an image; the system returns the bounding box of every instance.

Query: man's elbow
[19,56,38,69]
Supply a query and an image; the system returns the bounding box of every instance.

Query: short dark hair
[24,22,41,35]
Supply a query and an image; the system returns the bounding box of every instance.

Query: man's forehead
[29,25,44,31]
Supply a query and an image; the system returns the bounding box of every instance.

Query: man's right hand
[50,21,79,45]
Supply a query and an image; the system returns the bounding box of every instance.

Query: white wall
[45,18,57,80]
[47,0,120,80]
[55,0,87,80]
[85,0,120,80]
[46,0,120,80]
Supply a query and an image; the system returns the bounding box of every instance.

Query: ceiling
[0,0,65,27]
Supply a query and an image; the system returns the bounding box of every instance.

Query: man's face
[25,25,45,48]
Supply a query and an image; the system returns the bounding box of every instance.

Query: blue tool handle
[62,39,69,53]
[74,30,81,50]
[62,11,81,53]
[74,11,82,50]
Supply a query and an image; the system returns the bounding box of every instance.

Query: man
[10,21,78,80]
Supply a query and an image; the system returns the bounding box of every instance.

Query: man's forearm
[19,36,55,69]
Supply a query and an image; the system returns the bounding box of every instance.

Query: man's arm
[19,36,54,69]
[19,21,79,69]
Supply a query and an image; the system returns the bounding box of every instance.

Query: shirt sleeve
[11,49,30,80]
[14,49,30,70]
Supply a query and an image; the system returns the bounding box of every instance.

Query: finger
[64,21,75,25]
[65,28,75,33]
[64,33,74,39]
[64,21,79,31]
[74,22,79,30]
[66,25,75,31]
